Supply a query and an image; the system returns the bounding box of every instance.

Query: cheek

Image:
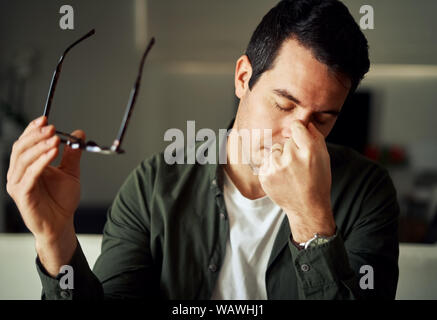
[240,94,262,121]
[248,100,277,127]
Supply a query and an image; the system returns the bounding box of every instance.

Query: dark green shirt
[36,141,399,300]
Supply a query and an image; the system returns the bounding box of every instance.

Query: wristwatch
[294,232,336,250]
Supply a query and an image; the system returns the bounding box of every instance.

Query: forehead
[261,38,350,108]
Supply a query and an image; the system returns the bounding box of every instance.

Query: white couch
[0,233,436,300]
[0,234,101,300]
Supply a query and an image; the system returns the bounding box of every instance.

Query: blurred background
[0,0,437,299]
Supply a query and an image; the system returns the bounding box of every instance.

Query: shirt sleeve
[287,167,400,300]
[92,159,159,299]
[36,240,103,300]
[35,158,158,300]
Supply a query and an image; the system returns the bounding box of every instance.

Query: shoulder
[327,143,387,177]
[327,143,397,200]
[132,150,215,196]
[327,144,400,240]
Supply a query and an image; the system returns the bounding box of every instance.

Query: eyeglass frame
[43,29,155,155]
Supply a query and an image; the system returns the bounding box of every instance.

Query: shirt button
[301,264,310,272]
[220,213,225,220]
[209,264,217,272]
[212,179,217,186]
[60,290,70,299]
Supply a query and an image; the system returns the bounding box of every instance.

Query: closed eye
[274,102,293,112]
[313,113,337,125]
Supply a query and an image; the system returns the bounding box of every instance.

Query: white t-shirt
[211,171,285,300]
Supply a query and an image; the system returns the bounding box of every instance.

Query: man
[6,0,399,299]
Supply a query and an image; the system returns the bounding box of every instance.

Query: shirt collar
[207,117,235,193]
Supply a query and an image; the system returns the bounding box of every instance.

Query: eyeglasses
[43,29,155,155]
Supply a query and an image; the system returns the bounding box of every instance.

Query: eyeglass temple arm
[112,37,155,151]
[43,29,96,119]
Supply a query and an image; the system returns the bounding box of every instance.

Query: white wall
[362,66,437,171]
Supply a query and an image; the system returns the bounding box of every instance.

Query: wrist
[35,222,76,246]
[35,226,77,277]
[292,230,337,250]
[286,210,336,243]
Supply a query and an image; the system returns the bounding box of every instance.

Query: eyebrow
[273,88,340,116]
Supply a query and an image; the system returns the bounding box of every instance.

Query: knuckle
[25,123,34,133]
[307,145,316,154]
[305,149,313,159]
[46,124,55,132]
[20,149,32,166]
[6,166,13,180]
[38,138,50,149]
[307,141,317,151]
[26,164,36,177]
[53,135,60,144]
[299,147,310,158]
[11,140,19,153]
[6,182,15,197]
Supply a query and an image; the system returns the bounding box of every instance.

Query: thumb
[59,130,86,178]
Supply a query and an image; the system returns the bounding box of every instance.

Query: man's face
[233,37,351,170]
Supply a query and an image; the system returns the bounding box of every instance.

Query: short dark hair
[246,0,370,93]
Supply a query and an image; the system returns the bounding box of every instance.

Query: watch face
[307,236,331,248]
[314,238,330,246]
[303,233,335,249]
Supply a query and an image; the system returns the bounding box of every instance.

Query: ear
[234,55,253,99]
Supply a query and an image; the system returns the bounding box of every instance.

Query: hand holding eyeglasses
[6,115,84,276]
[5,29,155,276]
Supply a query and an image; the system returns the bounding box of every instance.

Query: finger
[271,148,282,169]
[19,116,47,140]
[282,138,295,163]
[8,124,56,181]
[290,120,313,150]
[10,135,60,184]
[21,147,59,193]
[259,151,271,176]
[270,143,283,154]
[270,143,283,167]
[59,130,86,178]
[307,122,324,142]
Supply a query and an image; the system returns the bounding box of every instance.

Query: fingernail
[42,126,50,133]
